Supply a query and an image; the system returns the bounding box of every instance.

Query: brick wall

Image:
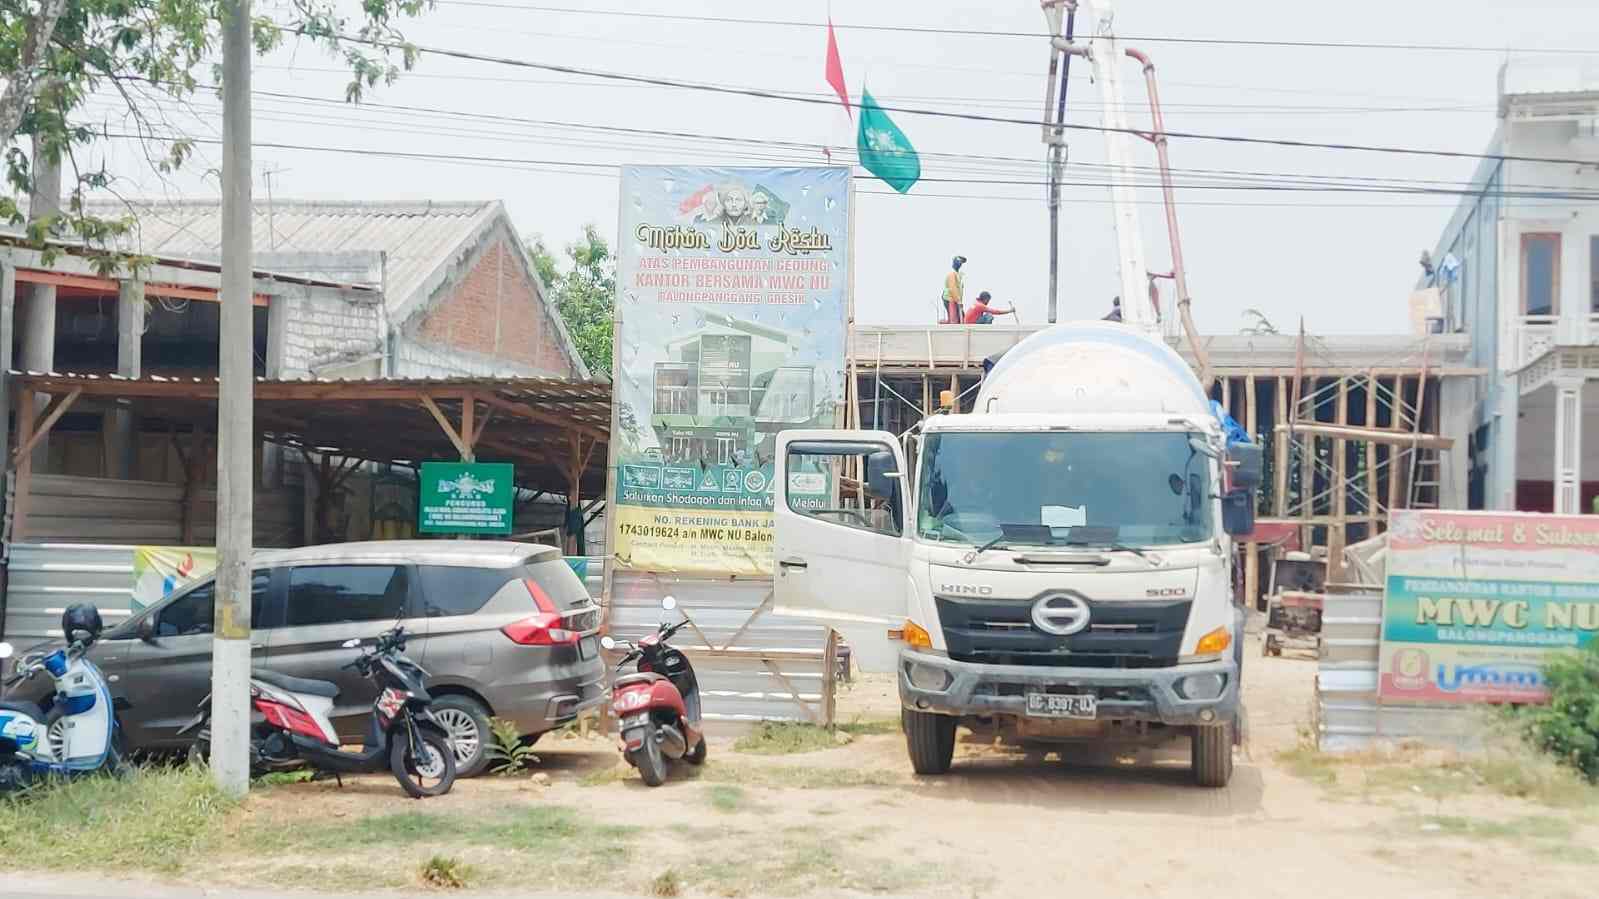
[413,235,574,377]
[273,285,384,378]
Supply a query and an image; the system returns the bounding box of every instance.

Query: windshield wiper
[1064,541,1160,566]
[963,534,1009,563]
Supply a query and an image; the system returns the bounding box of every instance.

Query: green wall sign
[419,462,515,535]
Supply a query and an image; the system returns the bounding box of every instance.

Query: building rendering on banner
[1414,61,1599,514]
[650,311,823,469]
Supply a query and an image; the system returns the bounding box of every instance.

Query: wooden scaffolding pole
[1366,370,1379,533]
[1244,374,1259,610]
[1274,376,1289,517]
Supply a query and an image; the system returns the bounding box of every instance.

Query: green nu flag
[857,89,920,193]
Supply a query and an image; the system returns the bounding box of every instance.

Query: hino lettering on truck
[940,584,994,596]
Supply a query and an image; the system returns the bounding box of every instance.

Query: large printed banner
[1379,510,1599,705]
[611,166,850,575]
[131,546,217,613]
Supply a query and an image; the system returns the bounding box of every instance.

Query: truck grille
[935,596,1191,668]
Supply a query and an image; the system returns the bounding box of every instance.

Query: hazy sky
[83,0,1599,334]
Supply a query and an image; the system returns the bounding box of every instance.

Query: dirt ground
[14,634,1597,898]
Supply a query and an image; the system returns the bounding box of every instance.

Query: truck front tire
[1191,719,1235,788]
[903,709,956,775]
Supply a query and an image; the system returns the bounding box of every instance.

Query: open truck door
[772,430,911,672]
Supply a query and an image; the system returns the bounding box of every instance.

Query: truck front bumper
[897,649,1238,727]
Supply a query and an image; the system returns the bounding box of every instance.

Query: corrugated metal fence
[2,543,140,644]
[1316,589,1481,752]
[17,475,299,546]
[604,571,836,728]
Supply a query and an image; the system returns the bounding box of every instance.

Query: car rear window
[523,558,593,611]
[416,565,519,618]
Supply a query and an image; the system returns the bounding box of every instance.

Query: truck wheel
[903,709,956,775]
[1191,720,1234,788]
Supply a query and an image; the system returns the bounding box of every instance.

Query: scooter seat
[613,672,664,688]
[252,668,339,699]
[0,699,44,721]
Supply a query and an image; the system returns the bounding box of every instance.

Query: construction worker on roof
[964,291,1016,324]
[942,256,967,324]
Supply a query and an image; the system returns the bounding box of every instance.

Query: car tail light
[503,612,580,646]
[504,577,581,645]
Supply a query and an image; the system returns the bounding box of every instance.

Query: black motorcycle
[180,625,456,798]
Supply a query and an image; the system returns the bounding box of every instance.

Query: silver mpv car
[81,541,605,776]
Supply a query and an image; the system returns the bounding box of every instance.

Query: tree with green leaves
[1,0,433,268]
[529,224,615,378]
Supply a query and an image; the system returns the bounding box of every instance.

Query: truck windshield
[917,431,1212,548]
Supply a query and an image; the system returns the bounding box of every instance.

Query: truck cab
[772,323,1256,787]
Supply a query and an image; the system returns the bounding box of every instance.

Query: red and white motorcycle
[180,625,456,798]
[602,597,707,786]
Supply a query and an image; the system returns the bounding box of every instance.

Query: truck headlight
[906,661,951,692]
[1177,673,1226,701]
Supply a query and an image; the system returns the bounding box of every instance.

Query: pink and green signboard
[1379,510,1599,705]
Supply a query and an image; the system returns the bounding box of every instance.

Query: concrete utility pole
[211,0,255,798]
[19,129,61,468]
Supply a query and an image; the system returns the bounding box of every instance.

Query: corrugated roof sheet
[78,199,498,315]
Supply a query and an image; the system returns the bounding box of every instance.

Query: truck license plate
[1025,692,1097,719]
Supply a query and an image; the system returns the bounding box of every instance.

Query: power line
[288,27,1599,167]
[428,2,1599,55]
[85,86,1585,198]
[88,130,1599,203]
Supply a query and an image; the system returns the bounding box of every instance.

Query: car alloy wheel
[434,707,482,767]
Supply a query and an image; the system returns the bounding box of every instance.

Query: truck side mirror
[137,615,158,645]
[865,450,901,500]
[1227,443,1263,491]
[1221,489,1255,537]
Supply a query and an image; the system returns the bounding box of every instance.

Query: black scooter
[180,625,456,798]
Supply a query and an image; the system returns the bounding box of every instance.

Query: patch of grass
[1276,745,1340,787]
[256,770,313,787]
[1413,813,1573,841]
[838,717,901,736]
[650,868,683,897]
[0,766,234,873]
[1404,813,1596,865]
[733,722,841,755]
[1278,737,1599,809]
[705,784,746,813]
[419,854,472,889]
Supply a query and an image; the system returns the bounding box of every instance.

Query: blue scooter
[0,604,126,792]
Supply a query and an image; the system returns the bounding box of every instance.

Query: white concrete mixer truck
[772,322,1258,786]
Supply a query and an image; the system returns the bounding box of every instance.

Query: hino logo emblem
[941,584,994,596]
[1031,594,1091,636]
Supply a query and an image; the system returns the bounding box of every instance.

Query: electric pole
[211,0,255,798]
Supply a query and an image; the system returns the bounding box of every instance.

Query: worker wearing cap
[963,291,1016,324]
[942,256,967,324]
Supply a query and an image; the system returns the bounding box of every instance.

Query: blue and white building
[1419,61,1599,514]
